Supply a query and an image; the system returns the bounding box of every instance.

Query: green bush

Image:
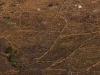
[5,46,12,53]
[7,56,13,62]
[9,52,15,58]
[11,63,17,68]
[7,52,15,62]
[5,45,18,68]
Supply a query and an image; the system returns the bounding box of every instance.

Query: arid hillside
[0,0,100,75]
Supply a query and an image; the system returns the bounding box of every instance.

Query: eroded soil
[0,0,100,75]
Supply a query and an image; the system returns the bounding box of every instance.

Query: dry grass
[0,0,100,75]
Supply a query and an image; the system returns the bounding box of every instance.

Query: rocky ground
[0,0,100,75]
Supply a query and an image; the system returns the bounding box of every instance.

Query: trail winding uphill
[0,0,100,75]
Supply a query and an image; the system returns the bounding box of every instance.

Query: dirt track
[0,0,100,75]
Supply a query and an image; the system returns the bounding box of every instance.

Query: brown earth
[0,0,100,75]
